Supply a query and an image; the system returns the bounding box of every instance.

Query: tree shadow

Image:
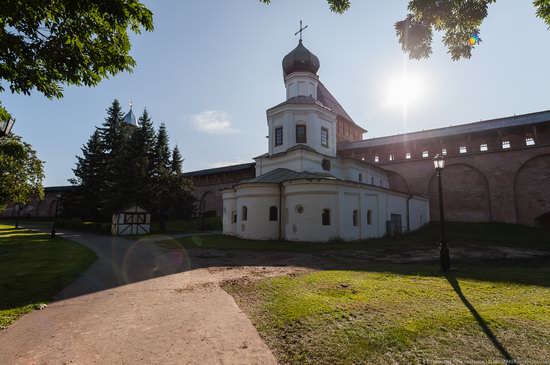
[445,273,517,364]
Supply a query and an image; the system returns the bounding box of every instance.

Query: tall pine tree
[128,108,156,209]
[98,99,132,215]
[65,130,105,220]
[151,123,172,231]
[67,101,195,227]
[171,145,183,174]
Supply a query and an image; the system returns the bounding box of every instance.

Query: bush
[56,218,111,235]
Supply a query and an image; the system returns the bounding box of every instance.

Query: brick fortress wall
[338,111,550,228]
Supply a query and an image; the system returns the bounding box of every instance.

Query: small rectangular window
[296,125,307,143]
[322,209,330,226]
[389,154,394,161]
[480,143,488,151]
[405,152,411,159]
[321,128,329,147]
[526,137,535,146]
[442,148,447,156]
[242,206,248,221]
[374,156,379,163]
[459,146,467,154]
[232,212,237,224]
[422,151,429,158]
[269,206,278,221]
[502,140,511,149]
[275,127,283,146]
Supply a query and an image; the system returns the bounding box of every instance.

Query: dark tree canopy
[65,100,195,223]
[260,0,550,60]
[0,0,153,118]
[0,135,44,210]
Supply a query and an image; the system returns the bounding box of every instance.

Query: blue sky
[4,0,550,186]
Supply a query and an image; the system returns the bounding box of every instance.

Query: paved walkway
[0,230,277,365]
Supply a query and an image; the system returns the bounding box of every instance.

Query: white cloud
[186,110,239,134]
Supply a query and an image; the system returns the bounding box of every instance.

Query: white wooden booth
[111,206,151,236]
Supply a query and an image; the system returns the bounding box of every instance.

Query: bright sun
[386,74,424,108]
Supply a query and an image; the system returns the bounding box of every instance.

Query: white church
[222,38,430,242]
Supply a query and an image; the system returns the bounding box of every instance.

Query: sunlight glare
[386,74,425,108]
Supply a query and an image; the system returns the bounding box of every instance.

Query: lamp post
[0,118,15,137]
[14,203,21,229]
[50,193,61,239]
[433,154,450,272]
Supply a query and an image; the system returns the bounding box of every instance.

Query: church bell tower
[266,30,337,158]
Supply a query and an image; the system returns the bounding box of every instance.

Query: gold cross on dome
[294,20,308,41]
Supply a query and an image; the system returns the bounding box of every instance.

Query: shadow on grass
[446,274,517,364]
[2,222,549,311]
[0,227,96,322]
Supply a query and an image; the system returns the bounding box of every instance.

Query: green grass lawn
[215,223,550,364]
[159,222,550,253]
[224,263,550,364]
[0,224,96,328]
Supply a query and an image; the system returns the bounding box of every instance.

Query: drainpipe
[406,195,413,232]
[279,182,283,240]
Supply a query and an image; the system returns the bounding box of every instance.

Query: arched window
[269,206,278,221]
[353,210,359,227]
[242,206,248,221]
[322,209,331,226]
[367,210,373,225]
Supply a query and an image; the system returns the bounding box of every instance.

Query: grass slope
[220,223,550,364]
[0,225,96,328]
[224,264,550,364]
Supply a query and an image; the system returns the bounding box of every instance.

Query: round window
[295,205,304,214]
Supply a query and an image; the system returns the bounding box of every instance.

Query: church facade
[221,40,430,241]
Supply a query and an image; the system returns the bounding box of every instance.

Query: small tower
[122,102,137,126]
[282,39,320,100]
[266,37,337,157]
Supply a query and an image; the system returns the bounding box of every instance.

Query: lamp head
[433,154,445,170]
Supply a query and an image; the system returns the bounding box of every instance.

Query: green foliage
[0,135,44,211]
[150,124,196,230]
[0,0,153,98]
[260,0,550,60]
[171,145,183,174]
[0,225,96,327]
[64,100,195,224]
[0,0,153,120]
[65,130,105,220]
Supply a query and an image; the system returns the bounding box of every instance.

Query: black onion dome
[282,40,320,76]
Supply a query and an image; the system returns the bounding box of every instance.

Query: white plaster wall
[409,197,430,231]
[362,194,380,239]
[285,72,318,99]
[235,185,280,240]
[387,194,409,232]
[222,190,237,236]
[340,192,361,241]
[284,183,338,242]
[267,105,337,158]
[223,179,429,242]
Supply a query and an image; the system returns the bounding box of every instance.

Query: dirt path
[0,230,279,365]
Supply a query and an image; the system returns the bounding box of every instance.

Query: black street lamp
[433,154,450,272]
[0,118,15,137]
[14,203,21,229]
[50,193,61,239]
